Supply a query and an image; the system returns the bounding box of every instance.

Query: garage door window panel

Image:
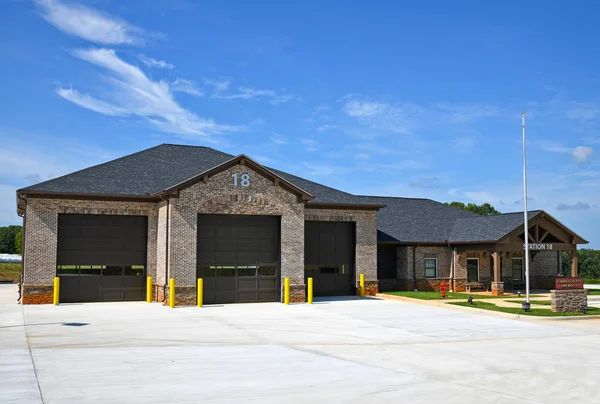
[80,266,101,276]
[258,265,276,277]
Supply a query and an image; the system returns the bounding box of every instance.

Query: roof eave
[306,202,386,210]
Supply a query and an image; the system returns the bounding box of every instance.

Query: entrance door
[56,214,148,302]
[467,258,479,282]
[304,221,355,296]
[197,214,280,304]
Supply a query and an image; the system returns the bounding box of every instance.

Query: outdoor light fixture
[583,305,588,314]
[518,290,521,297]
[468,295,473,305]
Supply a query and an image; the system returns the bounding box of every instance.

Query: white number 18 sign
[232,173,250,187]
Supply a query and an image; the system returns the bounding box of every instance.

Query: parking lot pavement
[2,285,600,404]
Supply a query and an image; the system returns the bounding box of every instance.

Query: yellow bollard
[197,278,203,308]
[169,278,175,308]
[307,277,313,304]
[146,276,152,303]
[359,273,365,298]
[284,277,290,305]
[53,277,60,305]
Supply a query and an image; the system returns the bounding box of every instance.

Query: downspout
[159,195,170,304]
[412,245,417,291]
[447,241,455,292]
[17,193,27,304]
[448,243,454,292]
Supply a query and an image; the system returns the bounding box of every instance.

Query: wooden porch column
[491,251,504,296]
[571,248,578,277]
[493,251,500,282]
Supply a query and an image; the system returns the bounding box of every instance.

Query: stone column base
[551,289,588,313]
[356,280,378,296]
[22,284,54,304]
[288,284,306,303]
[491,282,504,296]
[163,285,197,306]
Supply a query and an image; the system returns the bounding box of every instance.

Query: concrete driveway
[1,284,600,404]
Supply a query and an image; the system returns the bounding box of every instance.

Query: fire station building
[16,144,588,305]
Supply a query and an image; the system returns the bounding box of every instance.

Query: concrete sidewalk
[2,284,600,404]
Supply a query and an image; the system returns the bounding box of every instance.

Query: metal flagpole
[522,111,531,311]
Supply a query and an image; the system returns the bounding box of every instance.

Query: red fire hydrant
[440,281,447,298]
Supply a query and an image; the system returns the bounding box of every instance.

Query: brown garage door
[56,214,148,302]
[197,214,280,304]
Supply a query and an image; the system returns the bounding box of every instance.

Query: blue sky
[1,0,600,247]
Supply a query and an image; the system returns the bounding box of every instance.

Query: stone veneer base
[355,280,378,296]
[551,289,588,313]
[22,284,54,304]
[491,282,504,296]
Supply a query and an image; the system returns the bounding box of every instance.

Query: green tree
[15,227,23,255]
[445,201,500,216]
[0,225,22,254]
[561,250,600,281]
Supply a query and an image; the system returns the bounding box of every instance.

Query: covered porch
[449,211,588,295]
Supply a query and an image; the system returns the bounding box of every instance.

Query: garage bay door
[197,214,280,304]
[305,221,355,296]
[56,214,148,303]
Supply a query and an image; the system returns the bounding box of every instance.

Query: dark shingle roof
[269,168,365,204]
[356,196,479,243]
[20,144,234,195]
[448,211,542,242]
[18,143,579,244]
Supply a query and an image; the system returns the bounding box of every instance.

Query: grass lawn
[587,290,600,295]
[0,262,21,283]
[383,290,543,300]
[506,299,551,306]
[450,301,600,316]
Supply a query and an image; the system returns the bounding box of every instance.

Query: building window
[424,258,437,278]
[512,258,524,281]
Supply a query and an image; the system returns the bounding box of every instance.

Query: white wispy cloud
[204,78,231,93]
[270,134,288,145]
[170,78,203,97]
[342,97,424,135]
[137,54,174,69]
[540,142,593,163]
[453,137,477,151]
[316,124,338,133]
[57,48,244,139]
[572,146,593,163]
[435,103,499,124]
[409,176,442,189]
[302,162,349,176]
[212,86,299,105]
[566,102,600,121]
[343,100,388,117]
[557,201,592,211]
[36,0,146,46]
[299,138,320,152]
[57,87,129,116]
